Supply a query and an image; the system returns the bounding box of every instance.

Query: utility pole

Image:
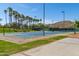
[43,3,45,36]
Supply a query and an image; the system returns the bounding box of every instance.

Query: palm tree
[39,19,42,23]
[24,16,28,28]
[26,16,30,30]
[36,19,40,24]
[74,20,78,34]
[13,11,19,28]
[17,13,21,28]
[5,7,42,32]
[20,14,25,30]
[7,7,13,32]
[12,10,18,29]
[7,7,13,25]
[13,10,16,22]
[29,16,33,29]
[33,18,39,24]
[4,10,7,27]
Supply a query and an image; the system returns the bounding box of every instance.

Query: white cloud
[44,19,62,24]
[44,19,52,24]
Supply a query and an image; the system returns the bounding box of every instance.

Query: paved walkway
[11,38,79,56]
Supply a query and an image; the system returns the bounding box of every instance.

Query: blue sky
[0,3,79,25]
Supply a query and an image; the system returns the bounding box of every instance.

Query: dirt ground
[68,33,79,38]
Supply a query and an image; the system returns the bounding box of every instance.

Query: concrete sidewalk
[12,38,79,56]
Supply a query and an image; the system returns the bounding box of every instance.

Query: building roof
[49,21,74,28]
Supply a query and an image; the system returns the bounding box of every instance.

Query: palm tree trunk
[9,15,12,32]
[5,13,7,28]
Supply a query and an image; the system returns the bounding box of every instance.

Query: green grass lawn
[0,27,36,33]
[0,35,67,56]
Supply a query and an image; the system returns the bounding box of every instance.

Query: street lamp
[43,3,45,36]
[61,11,65,21]
[61,11,65,31]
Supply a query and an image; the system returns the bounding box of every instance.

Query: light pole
[43,3,45,36]
[61,11,65,31]
[61,11,65,21]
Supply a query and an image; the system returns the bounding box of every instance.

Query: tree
[73,20,79,34]
[29,16,33,29]
[7,7,13,32]
[75,21,79,28]
[13,11,19,28]
[20,14,25,30]
[23,16,28,28]
[4,10,7,27]
[26,16,30,29]
[13,10,17,22]
[4,7,43,32]
[7,7,13,25]
[39,19,42,23]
